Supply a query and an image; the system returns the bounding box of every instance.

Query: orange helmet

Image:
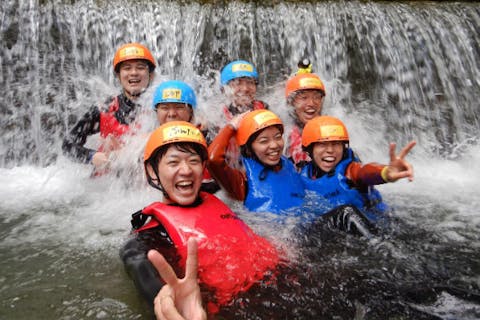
[236,110,283,146]
[144,121,207,162]
[285,73,326,101]
[113,43,156,73]
[301,116,349,148]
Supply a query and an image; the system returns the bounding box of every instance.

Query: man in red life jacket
[120,121,279,315]
[62,43,156,172]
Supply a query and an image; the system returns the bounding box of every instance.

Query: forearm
[207,125,247,200]
[62,106,100,163]
[346,162,387,187]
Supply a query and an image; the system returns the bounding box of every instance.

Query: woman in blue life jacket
[152,80,219,194]
[208,109,305,215]
[119,121,279,315]
[62,43,156,172]
[300,115,416,237]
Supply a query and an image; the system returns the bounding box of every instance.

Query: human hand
[229,111,248,130]
[385,141,416,182]
[91,152,109,169]
[148,238,206,320]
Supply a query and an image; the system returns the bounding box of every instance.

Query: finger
[160,295,185,320]
[398,140,416,159]
[184,238,199,280]
[389,143,397,162]
[148,250,179,286]
[393,162,414,181]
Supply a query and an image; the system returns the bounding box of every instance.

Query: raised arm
[207,123,247,201]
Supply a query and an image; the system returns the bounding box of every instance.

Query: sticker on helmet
[320,125,345,138]
[299,77,322,88]
[163,125,203,142]
[253,111,277,125]
[162,88,182,100]
[120,47,145,58]
[232,63,254,73]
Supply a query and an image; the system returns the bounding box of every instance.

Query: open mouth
[128,79,141,85]
[176,180,194,192]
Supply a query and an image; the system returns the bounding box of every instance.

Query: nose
[324,143,335,152]
[178,160,193,174]
[167,108,177,118]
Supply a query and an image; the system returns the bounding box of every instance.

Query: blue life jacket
[300,148,387,222]
[243,156,305,214]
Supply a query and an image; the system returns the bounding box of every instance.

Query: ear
[145,163,157,182]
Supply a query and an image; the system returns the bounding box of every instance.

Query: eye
[167,159,179,166]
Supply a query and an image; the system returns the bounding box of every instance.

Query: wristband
[381,166,389,182]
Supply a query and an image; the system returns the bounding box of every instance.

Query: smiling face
[291,90,325,125]
[154,144,205,205]
[224,77,257,108]
[155,102,193,125]
[117,59,153,100]
[251,125,284,166]
[311,141,345,172]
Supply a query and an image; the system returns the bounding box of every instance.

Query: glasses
[156,104,190,113]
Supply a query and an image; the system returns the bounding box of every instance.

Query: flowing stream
[0,1,479,319]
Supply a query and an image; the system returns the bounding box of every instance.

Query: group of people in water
[62,43,415,319]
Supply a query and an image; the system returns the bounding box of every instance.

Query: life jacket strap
[131,210,148,230]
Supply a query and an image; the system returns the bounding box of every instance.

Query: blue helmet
[152,80,197,109]
[220,60,258,86]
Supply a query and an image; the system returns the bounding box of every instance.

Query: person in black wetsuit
[62,43,156,172]
[120,121,279,316]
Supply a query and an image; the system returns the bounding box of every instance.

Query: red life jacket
[136,192,279,308]
[99,96,131,139]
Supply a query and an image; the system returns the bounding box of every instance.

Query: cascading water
[0,1,479,319]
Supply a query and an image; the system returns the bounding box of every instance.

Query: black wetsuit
[62,93,138,163]
[120,223,175,306]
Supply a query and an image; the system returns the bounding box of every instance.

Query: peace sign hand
[148,238,207,320]
[385,141,416,182]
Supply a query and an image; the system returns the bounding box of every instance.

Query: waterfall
[0,0,478,166]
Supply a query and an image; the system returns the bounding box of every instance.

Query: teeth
[323,157,335,162]
[177,181,192,187]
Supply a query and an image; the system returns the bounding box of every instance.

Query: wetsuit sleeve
[207,125,247,201]
[62,105,101,163]
[345,162,387,187]
[119,226,177,306]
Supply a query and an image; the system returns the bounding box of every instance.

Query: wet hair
[145,142,207,194]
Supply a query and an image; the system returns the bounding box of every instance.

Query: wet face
[224,77,257,108]
[117,59,153,100]
[291,90,325,125]
[155,102,193,125]
[251,126,284,167]
[155,145,205,205]
[311,141,344,172]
